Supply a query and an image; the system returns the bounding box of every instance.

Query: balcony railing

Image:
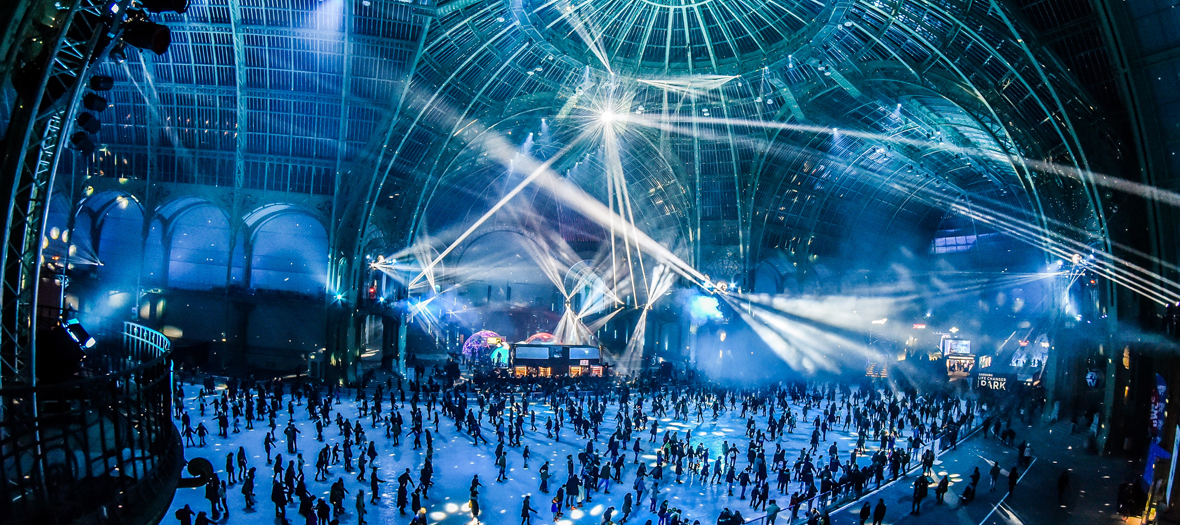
[0,322,182,525]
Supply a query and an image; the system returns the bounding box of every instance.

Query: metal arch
[404,44,536,244]
[801,144,876,242]
[801,67,1038,238]
[355,5,509,271]
[866,75,1038,212]
[870,73,1044,218]
[844,0,1057,247]
[74,191,146,257]
[845,21,922,82]
[750,142,829,257]
[243,207,328,250]
[450,223,554,266]
[881,174,941,238]
[867,0,1102,211]
[156,200,233,252]
[983,0,1110,257]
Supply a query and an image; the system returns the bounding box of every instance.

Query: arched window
[249,211,327,295]
[167,205,231,290]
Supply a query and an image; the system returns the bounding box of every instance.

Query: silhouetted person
[175,504,195,525]
[873,498,887,525]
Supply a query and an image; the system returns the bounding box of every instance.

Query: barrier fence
[0,322,181,524]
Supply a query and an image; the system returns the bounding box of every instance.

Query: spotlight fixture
[140,0,190,13]
[64,318,97,349]
[122,19,171,54]
[82,93,107,111]
[69,132,96,154]
[76,112,101,134]
[37,322,88,382]
[90,75,114,91]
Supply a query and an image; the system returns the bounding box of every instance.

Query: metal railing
[0,322,181,525]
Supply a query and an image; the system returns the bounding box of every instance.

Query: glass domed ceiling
[522,0,830,75]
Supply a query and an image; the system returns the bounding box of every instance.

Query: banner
[1145,442,1171,486]
[1152,374,1168,444]
[977,372,1011,391]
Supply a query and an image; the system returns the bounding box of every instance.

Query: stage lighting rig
[70,132,97,155]
[121,11,172,55]
[138,0,190,13]
[82,93,108,111]
[76,112,101,134]
[65,318,97,349]
[90,75,115,91]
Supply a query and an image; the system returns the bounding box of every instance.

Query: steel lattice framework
[0,0,126,389]
[0,0,1144,378]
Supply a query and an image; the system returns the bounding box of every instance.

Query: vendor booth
[511,344,604,377]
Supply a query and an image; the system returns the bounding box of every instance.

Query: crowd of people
[170,360,986,525]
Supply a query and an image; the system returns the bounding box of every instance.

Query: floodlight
[64,318,97,349]
[82,93,107,112]
[140,0,190,13]
[90,75,115,91]
[70,132,96,154]
[122,20,171,54]
[77,112,101,134]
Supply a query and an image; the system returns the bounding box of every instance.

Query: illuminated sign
[942,338,972,355]
[913,323,926,329]
[580,360,589,366]
[977,372,1009,391]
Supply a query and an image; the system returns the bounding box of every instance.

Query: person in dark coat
[204,476,220,517]
[271,481,288,521]
[175,504,195,525]
[470,496,481,524]
[911,475,927,514]
[936,475,949,503]
[858,501,871,524]
[872,498,887,525]
[520,495,538,525]
[315,498,330,524]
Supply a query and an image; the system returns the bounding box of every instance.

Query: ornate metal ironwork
[0,322,179,524]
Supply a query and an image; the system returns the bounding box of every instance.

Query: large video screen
[515,346,549,360]
[569,347,599,359]
[942,339,971,355]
